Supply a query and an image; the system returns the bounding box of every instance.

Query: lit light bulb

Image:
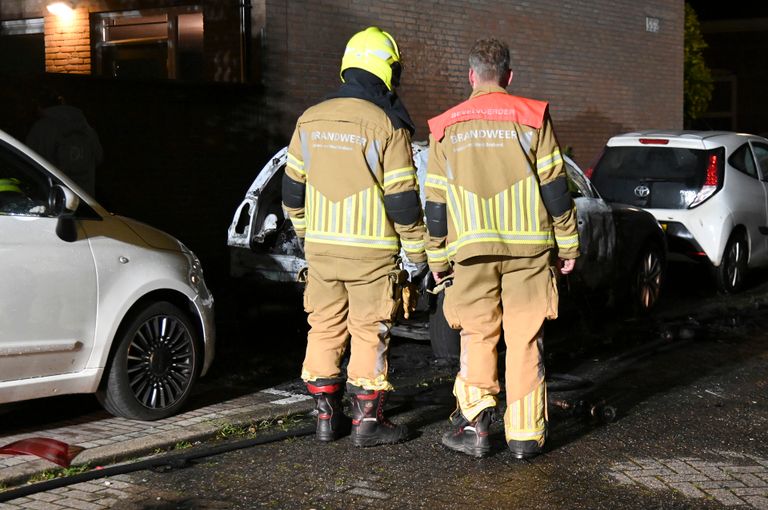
[47,1,75,20]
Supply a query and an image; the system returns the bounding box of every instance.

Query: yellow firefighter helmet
[340,26,401,90]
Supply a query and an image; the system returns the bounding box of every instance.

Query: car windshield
[591,146,711,208]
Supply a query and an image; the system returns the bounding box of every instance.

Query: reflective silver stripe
[308,183,316,229]
[345,196,355,234]
[536,148,563,174]
[402,238,424,249]
[320,191,327,231]
[514,183,523,231]
[484,197,493,230]
[376,191,384,237]
[459,231,553,242]
[498,189,506,231]
[383,168,416,187]
[366,140,381,180]
[427,248,448,262]
[305,232,399,248]
[519,131,534,156]
[369,48,393,61]
[529,177,537,231]
[467,190,478,231]
[445,160,454,180]
[447,185,463,234]
[361,189,369,236]
[329,201,338,233]
[425,174,448,188]
[299,130,311,175]
[556,234,579,247]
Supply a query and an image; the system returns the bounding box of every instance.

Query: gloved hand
[401,282,420,320]
[408,261,429,283]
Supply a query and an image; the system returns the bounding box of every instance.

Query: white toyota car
[0,129,215,420]
[589,130,768,293]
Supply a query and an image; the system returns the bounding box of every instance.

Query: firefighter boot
[349,388,408,447]
[306,381,348,442]
[441,407,493,458]
[507,439,543,459]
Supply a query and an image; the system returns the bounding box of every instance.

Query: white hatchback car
[589,130,768,293]
[0,129,215,420]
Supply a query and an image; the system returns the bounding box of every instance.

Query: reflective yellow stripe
[291,217,306,228]
[305,231,398,250]
[453,376,497,422]
[344,195,355,234]
[446,230,554,256]
[536,148,563,175]
[402,238,425,252]
[425,173,448,191]
[347,374,393,392]
[313,186,321,230]
[504,382,547,444]
[426,248,448,263]
[555,233,579,247]
[481,197,492,230]
[287,153,305,175]
[383,166,416,187]
[446,185,462,235]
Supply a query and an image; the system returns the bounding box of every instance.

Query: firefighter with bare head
[425,38,579,458]
[282,27,427,447]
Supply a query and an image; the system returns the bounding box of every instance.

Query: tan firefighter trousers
[300,253,400,391]
[442,251,558,446]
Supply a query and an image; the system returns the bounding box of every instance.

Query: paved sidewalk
[0,382,315,490]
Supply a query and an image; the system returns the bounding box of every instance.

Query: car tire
[429,292,461,360]
[714,232,748,294]
[97,301,200,421]
[630,242,664,313]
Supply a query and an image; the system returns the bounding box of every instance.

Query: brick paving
[609,452,768,508]
[0,384,314,506]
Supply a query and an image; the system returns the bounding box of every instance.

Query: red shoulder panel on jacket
[428,93,547,141]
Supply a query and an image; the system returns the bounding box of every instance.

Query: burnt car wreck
[227,143,666,358]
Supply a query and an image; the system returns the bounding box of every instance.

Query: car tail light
[689,149,725,208]
[639,138,670,145]
[584,166,594,179]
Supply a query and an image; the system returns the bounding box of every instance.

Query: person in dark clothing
[26,89,102,196]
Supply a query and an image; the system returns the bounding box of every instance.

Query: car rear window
[591,146,712,209]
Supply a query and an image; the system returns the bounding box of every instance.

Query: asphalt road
[3,262,768,509]
[83,264,768,509]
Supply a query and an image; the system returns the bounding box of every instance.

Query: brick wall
[262,0,684,168]
[44,2,92,74]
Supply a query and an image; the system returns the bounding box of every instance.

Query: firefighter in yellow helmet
[0,177,26,213]
[425,38,579,458]
[282,27,427,447]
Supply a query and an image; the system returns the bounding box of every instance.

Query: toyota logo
[634,185,650,198]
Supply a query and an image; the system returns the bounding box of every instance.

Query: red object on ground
[0,438,84,467]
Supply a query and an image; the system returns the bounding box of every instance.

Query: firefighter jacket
[282,97,427,263]
[424,85,579,272]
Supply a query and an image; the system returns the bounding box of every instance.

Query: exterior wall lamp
[47,1,75,20]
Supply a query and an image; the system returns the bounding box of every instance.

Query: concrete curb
[0,398,315,489]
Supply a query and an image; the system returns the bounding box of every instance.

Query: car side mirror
[50,185,80,242]
[49,185,80,216]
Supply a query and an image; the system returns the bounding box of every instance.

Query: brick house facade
[0,0,683,282]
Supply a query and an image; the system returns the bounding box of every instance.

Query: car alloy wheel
[716,233,748,294]
[634,244,663,312]
[127,314,196,410]
[98,301,200,420]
